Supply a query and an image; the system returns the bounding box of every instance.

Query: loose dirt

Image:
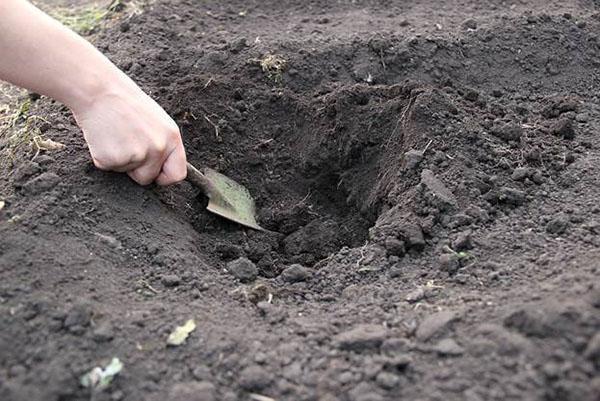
[1,1,599,401]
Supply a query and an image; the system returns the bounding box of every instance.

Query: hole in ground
[178,82,421,275]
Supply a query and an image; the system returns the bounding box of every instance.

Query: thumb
[155,142,187,186]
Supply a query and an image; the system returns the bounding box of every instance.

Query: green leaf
[80,357,123,391]
[167,319,196,346]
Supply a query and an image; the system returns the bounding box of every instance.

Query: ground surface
[1,1,600,400]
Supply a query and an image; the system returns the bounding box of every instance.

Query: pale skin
[0,0,187,185]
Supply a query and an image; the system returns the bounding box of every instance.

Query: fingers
[155,141,187,186]
[127,160,164,186]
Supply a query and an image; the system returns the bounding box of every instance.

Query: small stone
[280,264,310,283]
[229,37,248,53]
[92,321,114,342]
[34,155,54,166]
[64,303,92,334]
[388,265,402,278]
[403,149,424,170]
[433,338,464,356]
[333,324,388,351]
[169,381,216,401]
[511,167,531,181]
[576,20,587,28]
[161,274,182,287]
[503,307,549,337]
[462,18,477,29]
[191,366,212,381]
[384,237,405,257]
[398,222,426,251]
[575,113,589,123]
[375,371,399,389]
[239,365,272,391]
[464,89,479,101]
[546,214,569,235]
[226,257,258,283]
[491,122,522,141]
[22,172,61,194]
[348,382,384,401]
[551,118,575,139]
[498,187,526,206]
[95,233,122,249]
[421,169,457,209]
[119,22,130,32]
[452,230,473,251]
[405,288,426,303]
[416,311,458,341]
[439,253,460,274]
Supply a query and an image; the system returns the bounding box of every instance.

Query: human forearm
[0,0,187,185]
[0,0,133,113]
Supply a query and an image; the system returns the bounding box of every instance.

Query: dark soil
[2,1,600,400]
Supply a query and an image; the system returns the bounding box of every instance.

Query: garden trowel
[185,162,265,231]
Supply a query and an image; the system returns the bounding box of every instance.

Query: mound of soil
[1,1,600,400]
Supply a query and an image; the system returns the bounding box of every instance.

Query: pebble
[384,237,406,256]
[416,311,458,341]
[551,118,575,139]
[405,288,426,303]
[34,155,54,166]
[168,381,216,401]
[95,233,122,249]
[348,382,384,401]
[333,324,388,351]
[239,365,272,391]
[22,172,61,195]
[511,167,532,181]
[92,321,114,342]
[226,257,258,283]
[161,274,182,287]
[462,18,477,29]
[498,187,526,206]
[404,149,424,170]
[63,303,92,334]
[439,253,460,274]
[546,214,569,235]
[191,365,212,381]
[452,230,473,251]
[421,169,457,210]
[398,222,426,251]
[575,113,589,123]
[433,338,464,356]
[280,264,310,283]
[375,371,399,389]
[491,122,522,142]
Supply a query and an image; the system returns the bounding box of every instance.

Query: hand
[72,82,187,186]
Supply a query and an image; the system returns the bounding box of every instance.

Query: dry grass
[259,54,287,83]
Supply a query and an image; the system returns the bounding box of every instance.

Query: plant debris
[80,357,123,391]
[32,135,65,151]
[167,319,196,346]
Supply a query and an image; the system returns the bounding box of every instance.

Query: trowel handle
[185,162,214,197]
